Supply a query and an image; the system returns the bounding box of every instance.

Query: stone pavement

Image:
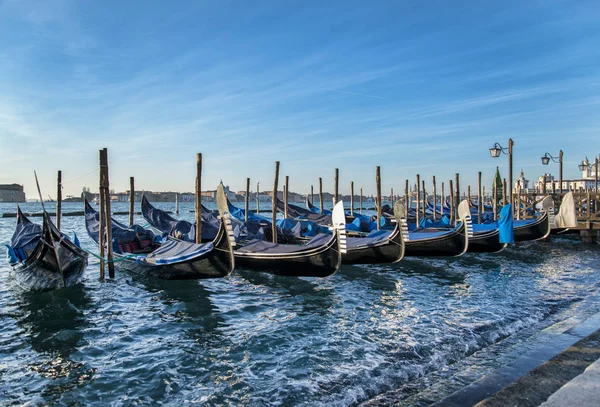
[540,357,600,407]
[432,311,600,407]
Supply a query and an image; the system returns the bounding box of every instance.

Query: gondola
[276,197,332,224]
[486,196,553,242]
[143,186,346,277]
[404,200,473,257]
[5,207,88,291]
[468,223,506,253]
[218,188,345,277]
[513,214,551,242]
[306,197,332,215]
[84,194,235,280]
[342,202,409,264]
[141,195,222,242]
[224,196,315,244]
[307,197,387,232]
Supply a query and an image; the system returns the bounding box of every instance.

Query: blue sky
[1,0,599,198]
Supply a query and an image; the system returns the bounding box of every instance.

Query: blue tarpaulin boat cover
[139,239,215,265]
[498,204,514,244]
[86,202,155,245]
[409,223,462,241]
[8,214,42,262]
[419,215,451,229]
[10,217,41,250]
[346,229,392,248]
[142,199,219,242]
[472,223,499,232]
[277,198,332,224]
[346,217,363,232]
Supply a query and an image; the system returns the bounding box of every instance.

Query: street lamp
[579,156,598,192]
[541,150,563,194]
[489,138,514,204]
[578,157,590,172]
[489,143,504,158]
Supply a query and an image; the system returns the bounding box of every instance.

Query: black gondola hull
[342,226,404,264]
[233,236,340,278]
[10,224,88,291]
[85,199,234,280]
[404,223,468,257]
[514,212,550,242]
[108,222,233,280]
[468,229,507,253]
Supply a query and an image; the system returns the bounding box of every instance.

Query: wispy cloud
[1,0,599,196]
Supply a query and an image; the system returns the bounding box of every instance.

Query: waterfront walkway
[539,357,600,407]
[474,329,600,407]
[433,308,600,407]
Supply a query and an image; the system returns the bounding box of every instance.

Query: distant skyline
[1,0,599,198]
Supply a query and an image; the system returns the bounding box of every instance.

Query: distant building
[201,183,236,202]
[535,153,599,192]
[180,193,195,202]
[0,184,26,202]
[514,169,534,193]
[581,155,600,180]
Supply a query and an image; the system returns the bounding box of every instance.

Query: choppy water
[1,201,599,406]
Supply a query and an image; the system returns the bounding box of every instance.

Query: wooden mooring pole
[542,174,547,194]
[432,176,437,221]
[98,154,105,279]
[256,182,260,214]
[442,182,445,210]
[284,175,289,219]
[422,180,426,220]
[350,181,354,216]
[129,176,135,227]
[283,185,287,216]
[56,170,62,231]
[404,180,409,218]
[245,177,250,223]
[455,173,460,220]
[478,172,482,224]
[516,186,522,220]
[319,177,324,214]
[311,185,314,205]
[360,186,363,214]
[272,161,280,243]
[334,168,339,204]
[449,179,455,225]
[195,153,203,244]
[416,175,421,227]
[175,192,179,216]
[376,166,382,230]
[100,148,114,278]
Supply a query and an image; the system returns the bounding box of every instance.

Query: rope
[61,168,100,184]
[79,246,140,263]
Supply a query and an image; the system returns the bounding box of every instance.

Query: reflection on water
[5,284,96,404]
[15,285,91,356]
[0,202,600,406]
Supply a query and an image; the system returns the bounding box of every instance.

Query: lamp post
[489,138,514,204]
[579,156,598,192]
[541,150,563,194]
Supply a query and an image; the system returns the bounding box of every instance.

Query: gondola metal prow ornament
[331,201,347,254]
